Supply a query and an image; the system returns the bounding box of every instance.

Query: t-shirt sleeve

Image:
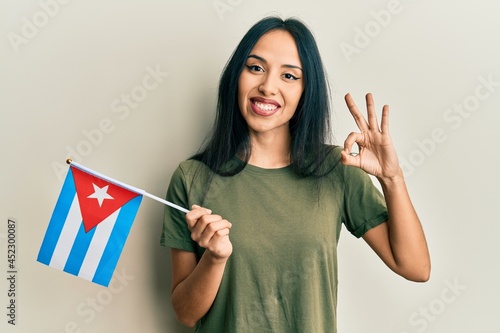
[160,164,198,252]
[342,165,389,238]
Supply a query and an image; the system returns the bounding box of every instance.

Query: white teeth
[254,101,278,111]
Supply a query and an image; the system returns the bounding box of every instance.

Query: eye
[246,65,264,72]
[283,73,299,81]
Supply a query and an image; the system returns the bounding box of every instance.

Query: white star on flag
[87,183,114,206]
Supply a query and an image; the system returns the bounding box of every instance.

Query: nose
[258,73,278,96]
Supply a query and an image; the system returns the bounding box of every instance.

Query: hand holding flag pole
[37,159,189,287]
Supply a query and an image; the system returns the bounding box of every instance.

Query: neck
[247,130,291,168]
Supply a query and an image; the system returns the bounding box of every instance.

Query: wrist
[204,250,230,265]
[377,167,405,188]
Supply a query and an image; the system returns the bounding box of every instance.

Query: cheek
[238,73,251,92]
[286,88,304,109]
[237,74,253,110]
[237,86,246,112]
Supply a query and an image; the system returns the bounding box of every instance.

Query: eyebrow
[247,54,303,71]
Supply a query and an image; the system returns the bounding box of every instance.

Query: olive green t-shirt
[160,147,388,333]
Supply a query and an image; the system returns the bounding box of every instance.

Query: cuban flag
[37,163,143,287]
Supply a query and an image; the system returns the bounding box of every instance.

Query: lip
[249,97,281,117]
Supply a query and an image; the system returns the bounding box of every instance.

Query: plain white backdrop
[1,0,499,332]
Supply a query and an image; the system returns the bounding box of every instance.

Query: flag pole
[142,192,190,214]
[66,159,190,214]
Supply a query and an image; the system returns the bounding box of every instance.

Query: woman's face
[238,30,304,137]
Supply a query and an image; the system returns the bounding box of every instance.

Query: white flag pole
[142,192,190,214]
[66,159,190,214]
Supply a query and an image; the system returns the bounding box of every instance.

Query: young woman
[161,16,430,333]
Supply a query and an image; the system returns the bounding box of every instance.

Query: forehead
[249,30,302,66]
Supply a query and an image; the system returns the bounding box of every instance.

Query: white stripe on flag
[49,195,82,270]
[78,209,120,281]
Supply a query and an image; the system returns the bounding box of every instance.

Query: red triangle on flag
[71,166,141,232]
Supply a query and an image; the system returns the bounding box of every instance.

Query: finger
[210,228,230,243]
[186,205,212,228]
[345,93,369,131]
[205,229,232,258]
[196,220,232,247]
[380,104,390,134]
[343,131,364,153]
[342,131,364,166]
[190,213,224,237]
[340,148,360,167]
[191,204,212,213]
[365,93,380,131]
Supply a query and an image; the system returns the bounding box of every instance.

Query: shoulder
[318,145,344,176]
[171,159,212,186]
[321,145,373,184]
[177,159,207,175]
[167,159,213,206]
[325,145,343,163]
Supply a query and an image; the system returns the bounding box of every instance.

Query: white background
[1,0,499,332]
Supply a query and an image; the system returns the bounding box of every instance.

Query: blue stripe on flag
[92,195,143,287]
[63,223,96,275]
[37,168,76,265]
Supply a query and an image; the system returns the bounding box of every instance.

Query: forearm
[171,251,228,327]
[378,170,431,281]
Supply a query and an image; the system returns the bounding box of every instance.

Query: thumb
[341,149,359,166]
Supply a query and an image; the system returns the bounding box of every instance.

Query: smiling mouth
[250,99,281,116]
[253,101,278,111]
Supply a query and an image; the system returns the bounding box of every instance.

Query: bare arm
[342,93,430,282]
[170,205,233,327]
[363,174,430,282]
